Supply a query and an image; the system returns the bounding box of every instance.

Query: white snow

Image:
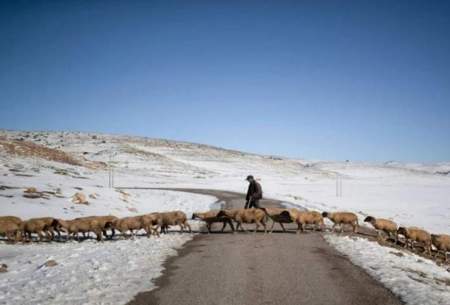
[0,174,217,305]
[0,236,190,305]
[325,235,450,305]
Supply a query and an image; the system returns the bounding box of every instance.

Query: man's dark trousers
[245,198,260,209]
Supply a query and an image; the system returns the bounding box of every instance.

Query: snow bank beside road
[0,189,217,305]
[325,235,450,305]
[0,236,190,305]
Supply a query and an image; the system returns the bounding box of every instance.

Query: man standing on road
[245,175,263,209]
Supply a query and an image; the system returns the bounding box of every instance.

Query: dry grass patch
[0,138,81,166]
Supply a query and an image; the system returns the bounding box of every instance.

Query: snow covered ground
[325,235,450,305]
[0,189,216,305]
[1,130,450,304]
[0,236,190,305]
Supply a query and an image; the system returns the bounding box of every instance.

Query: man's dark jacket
[246,181,263,201]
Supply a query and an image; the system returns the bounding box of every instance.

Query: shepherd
[244,175,263,209]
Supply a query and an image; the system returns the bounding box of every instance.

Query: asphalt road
[127,188,403,305]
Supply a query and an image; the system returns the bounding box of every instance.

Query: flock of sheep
[1,207,449,262]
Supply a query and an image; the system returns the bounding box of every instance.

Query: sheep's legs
[254,221,260,233]
[237,222,246,233]
[269,221,276,233]
[320,222,325,231]
[154,225,161,237]
[226,220,235,232]
[96,230,103,241]
[353,222,358,233]
[391,232,398,244]
[145,226,152,238]
[279,222,286,232]
[297,223,307,234]
[296,223,302,234]
[332,224,337,232]
[185,222,192,233]
[425,244,432,256]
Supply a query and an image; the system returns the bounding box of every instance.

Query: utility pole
[336,174,342,197]
[108,153,114,188]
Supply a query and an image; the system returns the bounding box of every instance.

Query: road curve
[127,188,403,305]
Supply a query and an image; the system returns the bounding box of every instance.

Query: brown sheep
[397,227,432,255]
[192,210,234,233]
[289,209,324,233]
[216,209,240,219]
[263,208,292,233]
[112,216,144,238]
[0,220,22,242]
[322,212,358,233]
[21,217,58,241]
[56,218,105,241]
[218,208,267,233]
[74,215,118,239]
[364,216,398,242]
[160,211,191,234]
[140,213,163,237]
[0,216,22,226]
[431,234,450,262]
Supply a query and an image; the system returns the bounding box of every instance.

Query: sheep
[160,211,191,234]
[140,213,163,237]
[431,234,450,261]
[0,216,22,226]
[288,209,324,233]
[0,220,22,242]
[218,208,267,233]
[112,216,144,238]
[322,211,358,233]
[56,218,106,241]
[21,217,58,241]
[192,210,234,233]
[262,208,292,233]
[74,215,118,239]
[364,216,398,242]
[397,226,432,255]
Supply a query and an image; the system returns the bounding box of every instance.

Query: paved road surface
[127,188,402,305]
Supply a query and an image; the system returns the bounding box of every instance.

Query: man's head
[245,175,254,182]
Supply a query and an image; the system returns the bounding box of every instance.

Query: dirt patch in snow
[0,137,106,170]
[0,138,81,166]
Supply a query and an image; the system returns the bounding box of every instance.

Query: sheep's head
[55,219,69,231]
[364,216,375,223]
[192,213,198,220]
[50,218,60,229]
[322,212,329,218]
[397,227,408,236]
[216,210,229,218]
[431,234,439,243]
[279,210,291,220]
[14,230,23,241]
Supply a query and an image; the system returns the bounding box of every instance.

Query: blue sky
[1,1,449,162]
